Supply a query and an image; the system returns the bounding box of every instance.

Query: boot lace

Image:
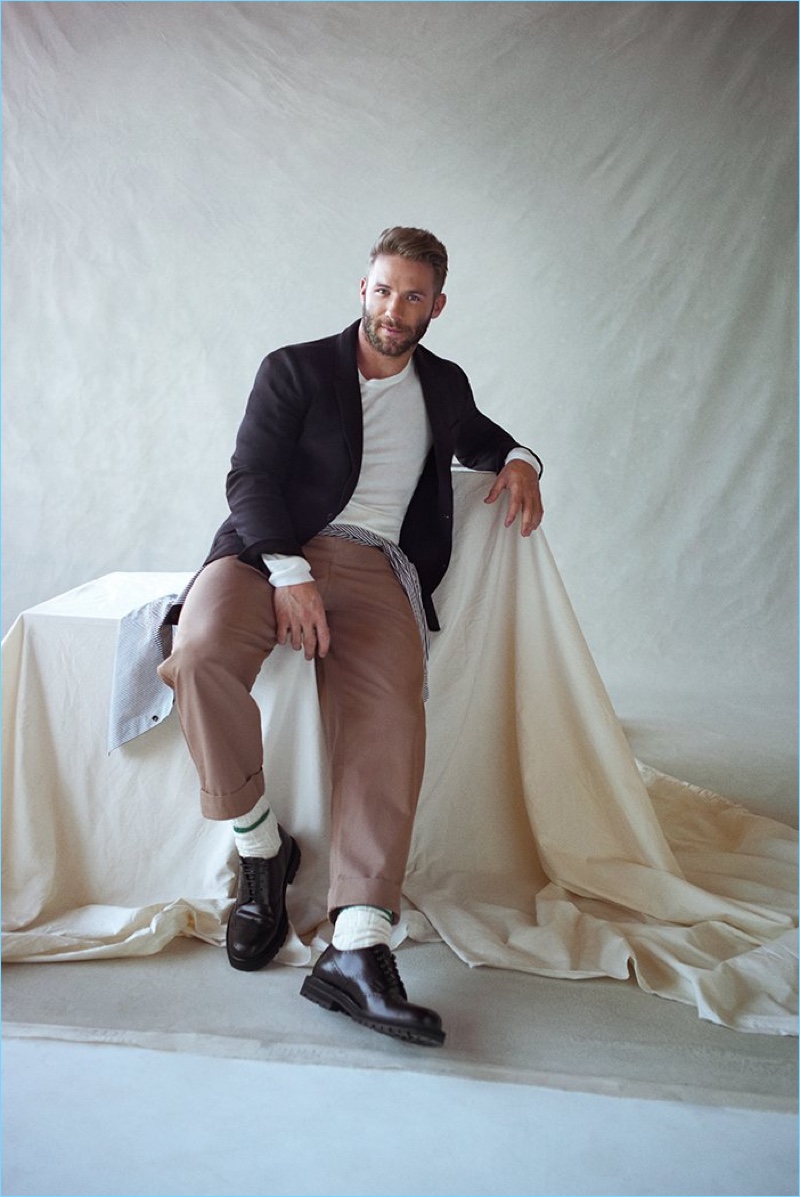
[239,856,270,906]
[372,944,407,1000]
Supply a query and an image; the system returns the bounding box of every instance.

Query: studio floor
[2,689,798,1197]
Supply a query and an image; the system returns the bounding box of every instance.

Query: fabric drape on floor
[2,472,796,1035]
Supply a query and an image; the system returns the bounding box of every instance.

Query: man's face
[360,254,446,358]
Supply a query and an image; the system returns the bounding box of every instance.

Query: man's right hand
[273,582,331,660]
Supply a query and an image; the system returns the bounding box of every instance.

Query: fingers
[485,464,544,535]
[484,477,503,505]
[517,488,544,536]
[522,499,544,536]
[303,612,331,660]
[281,609,329,660]
[274,584,330,659]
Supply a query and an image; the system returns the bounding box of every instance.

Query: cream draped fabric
[2,472,796,1035]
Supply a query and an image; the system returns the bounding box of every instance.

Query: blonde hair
[368,227,448,295]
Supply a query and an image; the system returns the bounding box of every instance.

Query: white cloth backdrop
[2,2,796,710]
[3,474,796,1036]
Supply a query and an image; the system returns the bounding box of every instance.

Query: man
[158,227,543,1047]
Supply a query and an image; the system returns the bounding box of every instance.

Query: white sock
[332,905,393,950]
[230,793,282,858]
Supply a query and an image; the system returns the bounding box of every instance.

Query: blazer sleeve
[449,367,525,473]
[225,350,312,556]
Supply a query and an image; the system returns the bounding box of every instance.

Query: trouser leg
[312,538,427,921]
[158,540,426,918]
[157,556,277,820]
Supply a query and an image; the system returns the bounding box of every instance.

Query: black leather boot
[300,944,445,1046]
[226,827,301,971]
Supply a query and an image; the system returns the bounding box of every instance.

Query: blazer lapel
[333,321,363,474]
[413,345,452,475]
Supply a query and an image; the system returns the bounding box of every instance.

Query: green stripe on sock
[233,808,270,835]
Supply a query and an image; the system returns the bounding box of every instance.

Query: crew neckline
[358,357,415,387]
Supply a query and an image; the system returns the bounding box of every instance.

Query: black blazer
[204,321,536,629]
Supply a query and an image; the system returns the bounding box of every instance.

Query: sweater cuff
[262,554,314,587]
[505,446,543,477]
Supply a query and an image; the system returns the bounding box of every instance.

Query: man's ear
[431,292,447,320]
[359,276,367,303]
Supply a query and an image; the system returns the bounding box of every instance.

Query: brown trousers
[157,537,427,918]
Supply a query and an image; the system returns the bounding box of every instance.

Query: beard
[361,304,433,357]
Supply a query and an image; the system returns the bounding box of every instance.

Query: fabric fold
[2,472,796,1035]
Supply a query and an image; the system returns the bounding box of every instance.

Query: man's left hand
[484,460,544,536]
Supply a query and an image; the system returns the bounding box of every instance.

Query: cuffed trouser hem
[328,877,403,925]
[167,544,424,905]
[200,768,265,821]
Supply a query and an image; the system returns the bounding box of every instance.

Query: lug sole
[300,974,446,1047]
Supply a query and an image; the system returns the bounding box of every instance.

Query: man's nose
[385,295,404,320]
